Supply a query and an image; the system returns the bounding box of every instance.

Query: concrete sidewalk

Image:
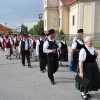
[0,48,100,100]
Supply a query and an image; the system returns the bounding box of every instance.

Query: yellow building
[43,0,100,39]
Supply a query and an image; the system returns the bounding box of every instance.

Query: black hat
[47,29,55,36]
[40,32,45,36]
[77,29,84,33]
[22,34,27,37]
[5,35,8,39]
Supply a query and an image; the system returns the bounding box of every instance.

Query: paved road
[0,48,100,100]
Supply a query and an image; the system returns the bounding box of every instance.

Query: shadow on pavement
[55,77,75,84]
[91,92,100,100]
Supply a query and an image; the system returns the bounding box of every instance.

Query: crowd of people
[0,28,100,100]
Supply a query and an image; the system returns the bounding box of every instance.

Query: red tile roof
[0,24,12,35]
[60,0,78,6]
[0,24,11,30]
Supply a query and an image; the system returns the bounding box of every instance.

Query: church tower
[43,0,59,32]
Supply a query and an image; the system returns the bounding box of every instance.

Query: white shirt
[0,37,2,42]
[72,37,77,42]
[59,41,66,48]
[36,38,42,56]
[9,39,13,45]
[79,45,95,61]
[72,39,84,49]
[43,37,54,54]
[14,37,16,43]
[19,39,29,51]
[29,38,33,47]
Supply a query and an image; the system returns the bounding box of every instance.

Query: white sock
[81,92,87,98]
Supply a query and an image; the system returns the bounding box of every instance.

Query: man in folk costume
[70,29,84,75]
[19,34,32,68]
[76,36,100,100]
[27,35,33,57]
[43,29,59,85]
[36,32,47,73]
[59,36,68,67]
[5,36,12,60]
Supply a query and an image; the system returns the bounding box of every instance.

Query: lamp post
[38,13,43,21]
[38,13,43,35]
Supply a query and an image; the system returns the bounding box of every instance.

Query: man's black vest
[21,40,29,52]
[39,39,46,56]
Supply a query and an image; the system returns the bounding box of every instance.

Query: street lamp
[38,13,43,35]
[38,13,43,21]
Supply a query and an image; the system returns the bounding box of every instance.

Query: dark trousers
[47,54,59,81]
[21,50,30,66]
[39,55,47,71]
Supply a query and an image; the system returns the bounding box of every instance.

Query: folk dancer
[19,34,32,68]
[36,32,47,73]
[76,36,100,100]
[59,36,68,67]
[43,29,59,85]
[70,29,84,75]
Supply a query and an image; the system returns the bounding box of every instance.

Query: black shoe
[86,94,91,98]
[41,70,45,73]
[28,65,32,68]
[9,58,11,60]
[81,95,88,100]
[44,68,47,71]
[23,64,25,66]
[50,80,55,85]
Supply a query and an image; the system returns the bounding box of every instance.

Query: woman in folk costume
[59,36,68,67]
[5,36,12,60]
[76,36,100,100]
[70,29,84,74]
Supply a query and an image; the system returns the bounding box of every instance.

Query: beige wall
[43,0,59,32]
[78,2,95,34]
[95,1,100,34]
[83,3,93,34]
[43,0,48,8]
[48,0,58,7]
[44,8,59,32]
[44,10,48,31]
[69,4,78,34]
[43,0,58,8]
[59,6,69,34]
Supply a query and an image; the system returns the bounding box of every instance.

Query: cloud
[23,22,37,30]
[0,0,43,30]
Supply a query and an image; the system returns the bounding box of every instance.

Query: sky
[0,0,43,30]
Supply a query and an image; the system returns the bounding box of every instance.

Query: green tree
[21,24,28,35]
[29,20,44,35]
[59,29,64,35]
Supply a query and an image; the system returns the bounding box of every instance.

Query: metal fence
[61,33,100,41]
[56,33,100,47]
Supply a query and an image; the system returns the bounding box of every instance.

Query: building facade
[0,24,12,35]
[43,0,100,40]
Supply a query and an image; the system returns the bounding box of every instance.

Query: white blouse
[72,39,84,49]
[79,45,95,61]
[43,37,55,54]
[59,41,66,48]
